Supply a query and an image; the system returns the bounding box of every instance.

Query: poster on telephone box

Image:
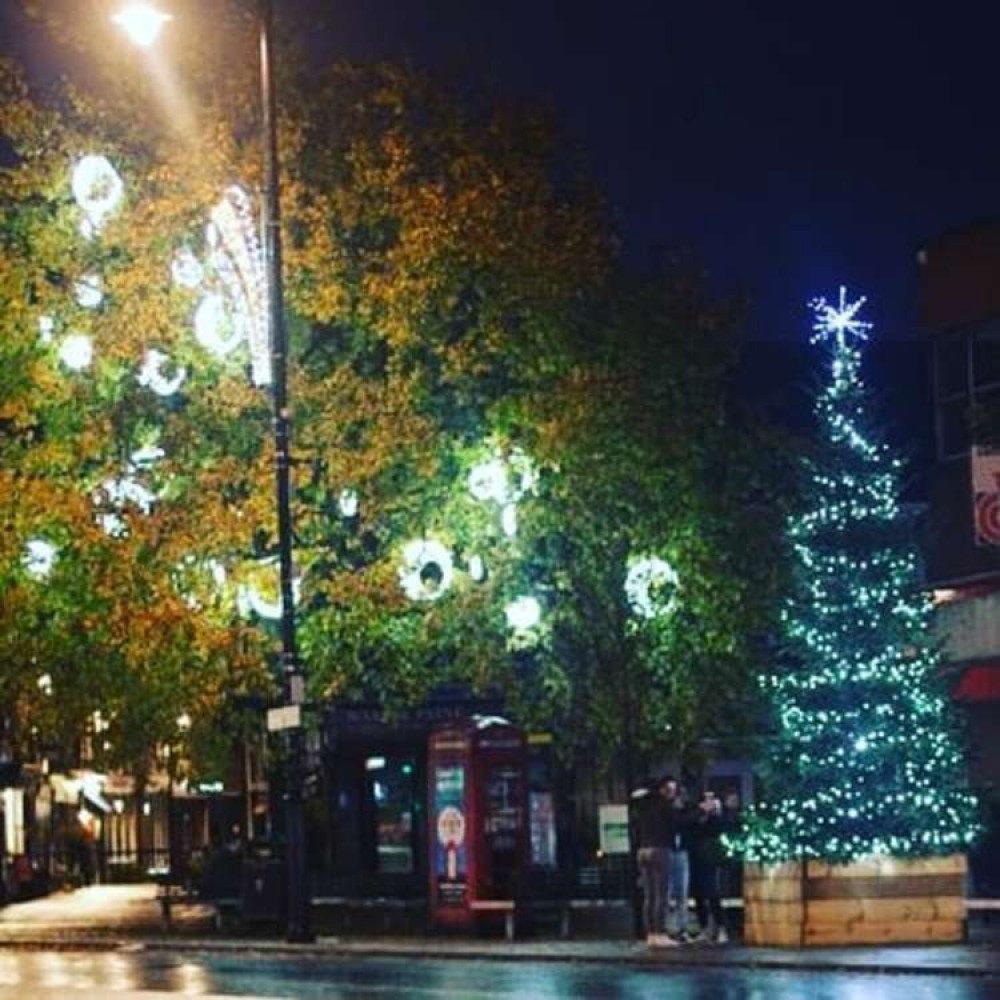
[434,764,467,903]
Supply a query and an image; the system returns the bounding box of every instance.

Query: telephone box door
[428,726,474,929]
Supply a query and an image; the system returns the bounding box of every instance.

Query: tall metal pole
[259,0,311,943]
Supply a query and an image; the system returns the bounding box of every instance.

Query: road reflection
[0,951,993,999]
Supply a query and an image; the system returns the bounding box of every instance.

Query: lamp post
[113,0,311,942]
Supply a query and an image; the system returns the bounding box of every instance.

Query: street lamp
[111,3,172,48]
[113,0,312,943]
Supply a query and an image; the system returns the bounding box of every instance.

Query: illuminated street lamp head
[112,4,172,48]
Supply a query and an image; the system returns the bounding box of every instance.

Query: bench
[156,883,239,931]
[470,899,517,941]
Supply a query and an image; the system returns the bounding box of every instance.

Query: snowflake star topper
[809,286,873,350]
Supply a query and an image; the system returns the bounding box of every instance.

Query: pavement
[1,885,999,980]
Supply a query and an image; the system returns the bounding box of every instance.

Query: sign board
[266,704,301,732]
[972,448,1000,545]
[598,804,630,855]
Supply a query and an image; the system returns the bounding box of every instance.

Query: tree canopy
[0,3,784,780]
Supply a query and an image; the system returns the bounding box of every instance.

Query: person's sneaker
[686,930,710,943]
[650,933,679,947]
[714,927,729,944]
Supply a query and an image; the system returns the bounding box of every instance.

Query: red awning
[953,665,1000,703]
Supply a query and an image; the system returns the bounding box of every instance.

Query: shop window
[975,327,1000,390]
[365,755,416,874]
[2,788,25,855]
[936,336,969,399]
[940,398,972,458]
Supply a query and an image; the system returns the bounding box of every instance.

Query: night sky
[318,0,1000,344]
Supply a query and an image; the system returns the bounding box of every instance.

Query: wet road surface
[0,951,997,999]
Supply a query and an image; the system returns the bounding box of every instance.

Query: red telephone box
[428,718,528,929]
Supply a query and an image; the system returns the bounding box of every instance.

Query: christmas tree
[739,288,980,864]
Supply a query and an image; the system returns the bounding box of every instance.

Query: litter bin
[241,856,287,922]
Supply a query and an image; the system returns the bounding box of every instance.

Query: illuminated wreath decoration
[399,539,455,602]
[625,556,680,620]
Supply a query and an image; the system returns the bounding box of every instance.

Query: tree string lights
[735,289,980,864]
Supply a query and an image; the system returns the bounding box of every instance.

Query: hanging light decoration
[138,348,187,397]
[625,556,680,620]
[58,334,94,371]
[398,539,454,602]
[71,155,124,238]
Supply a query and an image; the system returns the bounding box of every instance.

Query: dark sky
[317,0,1000,344]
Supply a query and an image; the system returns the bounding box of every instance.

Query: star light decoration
[809,286,873,351]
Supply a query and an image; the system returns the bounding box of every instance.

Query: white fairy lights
[206,186,269,385]
[733,288,980,865]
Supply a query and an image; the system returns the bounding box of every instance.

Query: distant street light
[111,3,172,48]
[113,0,312,943]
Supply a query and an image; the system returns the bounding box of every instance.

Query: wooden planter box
[744,854,967,947]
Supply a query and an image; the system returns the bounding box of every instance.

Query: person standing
[632,780,673,945]
[689,790,729,943]
[660,777,692,941]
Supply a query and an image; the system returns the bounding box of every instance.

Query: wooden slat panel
[806,896,966,926]
[804,919,964,946]
[745,900,805,925]
[805,874,965,900]
[744,921,804,947]
[807,855,967,880]
[745,861,802,881]
[744,879,803,903]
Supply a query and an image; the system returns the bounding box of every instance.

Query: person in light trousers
[660,777,693,940]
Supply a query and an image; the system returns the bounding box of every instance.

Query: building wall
[936,589,1000,662]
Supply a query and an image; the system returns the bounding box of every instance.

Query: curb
[0,936,998,978]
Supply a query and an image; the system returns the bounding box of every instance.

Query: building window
[935,323,1000,460]
[365,755,416,874]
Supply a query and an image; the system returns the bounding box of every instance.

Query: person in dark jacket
[632,780,674,945]
[688,790,729,942]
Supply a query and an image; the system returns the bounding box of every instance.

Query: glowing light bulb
[338,489,359,518]
[505,595,541,632]
[468,555,487,582]
[24,540,57,579]
[58,334,94,371]
[111,4,172,48]
[74,274,104,309]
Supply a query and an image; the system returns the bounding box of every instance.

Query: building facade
[919,220,1000,894]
